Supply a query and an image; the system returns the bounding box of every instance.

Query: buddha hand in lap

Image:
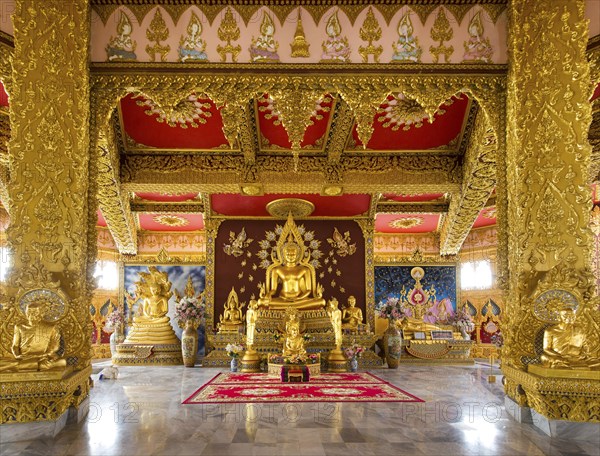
[540,307,600,369]
[342,296,363,331]
[258,237,325,311]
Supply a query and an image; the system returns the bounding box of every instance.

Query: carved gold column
[503,0,599,427]
[0,0,93,426]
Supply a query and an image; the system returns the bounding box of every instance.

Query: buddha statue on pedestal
[218,287,244,333]
[124,266,179,345]
[342,296,363,331]
[0,300,67,372]
[258,214,326,311]
[282,309,307,358]
[540,306,600,369]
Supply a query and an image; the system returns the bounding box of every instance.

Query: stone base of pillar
[504,396,532,423]
[531,409,600,440]
[0,396,89,443]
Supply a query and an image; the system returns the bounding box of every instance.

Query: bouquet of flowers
[491,331,504,348]
[375,296,405,321]
[104,309,125,333]
[225,343,244,358]
[344,343,366,360]
[449,308,475,332]
[174,296,205,328]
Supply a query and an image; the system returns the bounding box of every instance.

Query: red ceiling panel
[135,192,199,202]
[257,94,334,149]
[211,193,371,217]
[138,213,204,232]
[381,193,445,203]
[0,82,8,107]
[375,214,440,233]
[349,94,469,151]
[473,206,497,229]
[120,94,229,150]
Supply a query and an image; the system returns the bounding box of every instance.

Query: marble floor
[2,361,599,456]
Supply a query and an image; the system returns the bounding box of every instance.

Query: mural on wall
[214,219,365,330]
[124,265,206,353]
[375,265,457,323]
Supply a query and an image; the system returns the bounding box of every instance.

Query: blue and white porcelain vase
[230,357,239,372]
[349,357,359,372]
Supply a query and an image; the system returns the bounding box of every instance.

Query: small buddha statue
[540,306,600,369]
[327,298,343,350]
[1,301,67,372]
[258,223,326,311]
[245,299,259,347]
[282,310,307,358]
[219,287,245,333]
[342,296,363,331]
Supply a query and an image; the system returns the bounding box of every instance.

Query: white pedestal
[531,409,600,441]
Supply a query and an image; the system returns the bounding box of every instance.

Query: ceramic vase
[383,318,402,369]
[230,357,239,372]
[181,321,198,367]
[349,357,359,372]
[109,323,125,357]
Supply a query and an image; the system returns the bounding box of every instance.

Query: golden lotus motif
[153,214,190,227]
[389,217,424,229]
[266,198,315,218]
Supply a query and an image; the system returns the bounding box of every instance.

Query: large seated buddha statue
[258,215,326,311]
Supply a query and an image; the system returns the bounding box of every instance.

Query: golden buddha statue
[342,296,363,331]
[219,287,244,332]
[0,300,67,372]
[258,215,326,311]
[245,299,259,347]
[282,308,307,358]
[124,266,179,345]
[327,298,343,350]
[540,306,600,369]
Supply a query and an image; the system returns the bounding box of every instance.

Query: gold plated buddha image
[218,287,245,332]
[258,215,325,310]
[342,295,364,331]
[1,301,67,372]
[282,308,307,358]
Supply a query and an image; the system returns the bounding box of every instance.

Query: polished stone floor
[2,361,599,456]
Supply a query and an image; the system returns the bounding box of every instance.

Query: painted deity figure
[221,287,244,325]
[282,309,307,357]
[541,306,600,369]
[0,301,67,372]
[320,12,351,63]
[327,298,343,349]
[106,12,137,62]
[179,13,208,62]
[258,219,325,311]
[391,13,422,63]
[342,295,363,331]
[462,12,493,63]
[136,266,172,319]
[249,13,280,62]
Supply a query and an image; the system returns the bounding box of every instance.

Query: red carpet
[183,372,424,404]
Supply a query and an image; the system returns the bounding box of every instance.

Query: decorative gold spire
[429,7,454,63]
[358,7,383,63]
[290,8,310,58]
[145,7,170,62]
[217,7,242,62]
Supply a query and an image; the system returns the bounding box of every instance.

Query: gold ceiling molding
[266,197,315,218]
[90,1,508,29]
[120,246,205,264]
[376,201,449,214]
[130,201,204,213]
[375,248,458,265]
[439,107,500,255]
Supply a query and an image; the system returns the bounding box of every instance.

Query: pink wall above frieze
[0,0,14,36]
[90,5,507,64]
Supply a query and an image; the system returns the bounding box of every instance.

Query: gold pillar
[0,0,93,423]
[503,0,599,421]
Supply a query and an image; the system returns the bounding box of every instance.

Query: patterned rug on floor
[182,372,424,404]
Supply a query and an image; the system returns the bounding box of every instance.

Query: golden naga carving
[124,266,179,345]
[540,305,600,370]
[218,287,245,333]
[0,300,67,373]
[258,214,326,311]
[358,7,383,63]
[281,307,307,358]
[341,295,363,331]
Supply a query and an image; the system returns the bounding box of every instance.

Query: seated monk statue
[221,287,243,325]
[342,296,363,331]
[540,306,600,369]
[282,311,307,358]
[258,235,325,311]
[0,300,67,372]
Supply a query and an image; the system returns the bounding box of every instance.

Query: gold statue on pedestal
[282,308,307,358]
[258,214,326,311]
[218,287,245,333]
[540,306,600,369]
[240,299,261,373]
[342,296,364,331]
[0,301,67,372]
[123,266,179,345]
[327,298,347,372]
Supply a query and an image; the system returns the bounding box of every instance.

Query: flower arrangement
[225,343,244,358]
[174,296,205,328]
[104,309,125,333]
[375,296,405,321]
[344,343,366,360]
[449,308,475,332]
